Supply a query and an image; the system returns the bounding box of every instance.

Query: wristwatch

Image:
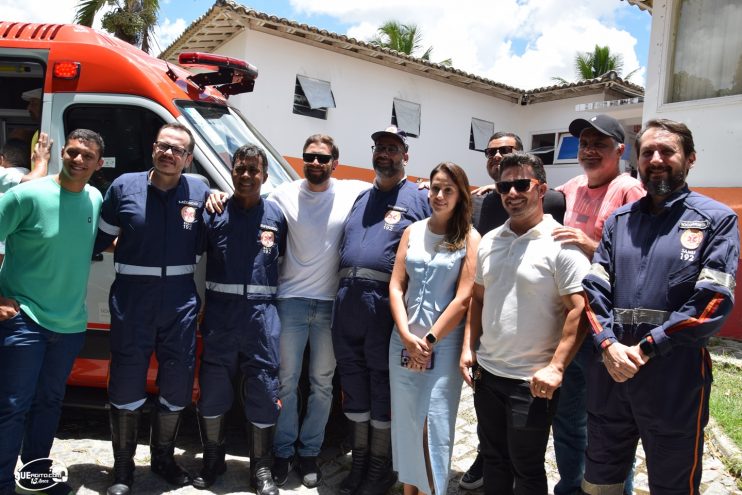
[425,332,437,345]
[638,336,656,359]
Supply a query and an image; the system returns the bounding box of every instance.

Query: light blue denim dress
[389,219,466,494]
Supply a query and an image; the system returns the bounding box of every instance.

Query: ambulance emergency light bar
[178,52,258,96]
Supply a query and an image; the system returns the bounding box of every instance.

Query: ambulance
[0,21,298,406]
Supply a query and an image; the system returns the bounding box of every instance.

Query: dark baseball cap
[569,114,625,144]
[371,126,408,150]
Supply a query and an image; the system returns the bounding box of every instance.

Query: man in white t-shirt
[270,134,370,488]
[462,152,590,494]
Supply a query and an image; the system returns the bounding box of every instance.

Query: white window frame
[470,118,494,151]
[392,98,421,137]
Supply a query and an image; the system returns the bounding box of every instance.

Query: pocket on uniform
[667,263,698,307]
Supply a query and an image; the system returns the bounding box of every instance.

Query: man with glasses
[332,126,430,495]
[269,135,369,488]
[581,119,738,494]
[96,123,210,495]
[461,131,565,490]
[465,152,589,494]
[550,114,644,495]
[474,132,565,235]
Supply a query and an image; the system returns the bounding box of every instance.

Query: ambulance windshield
[178,101,295,194]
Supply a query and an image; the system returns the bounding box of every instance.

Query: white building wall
[214,28,596,187]
[642,0,742,187]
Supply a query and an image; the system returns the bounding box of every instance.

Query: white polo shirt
[475,214,590,381]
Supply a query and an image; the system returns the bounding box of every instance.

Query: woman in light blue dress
[389,162,480,495]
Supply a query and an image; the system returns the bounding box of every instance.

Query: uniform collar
[639,185,690,213]
[373,175,407,190]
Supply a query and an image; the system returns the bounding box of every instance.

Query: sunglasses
[495,178,540,195]
[303,152,333,164]
[484,146,515,158]
[154,141,190,158]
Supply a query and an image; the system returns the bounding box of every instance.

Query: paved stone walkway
[38,338,742,494]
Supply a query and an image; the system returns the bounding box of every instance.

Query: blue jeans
[274,298,336,458]
[0,312,85,491]
[552,339,634,495]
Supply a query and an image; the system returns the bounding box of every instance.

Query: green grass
[709,361,742,488]
[710,362,742,447]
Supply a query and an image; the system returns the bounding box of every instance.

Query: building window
[391,98,421,137]
[554,133,579,163]
[293,75,335,119]
[669,0,742,103]
[533,130,632,166]
[530,133,556,165]
[469,118,494,151]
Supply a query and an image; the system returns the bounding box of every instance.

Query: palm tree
[553,45,638,84]
[370,21,452,66]
[74,0,160,53]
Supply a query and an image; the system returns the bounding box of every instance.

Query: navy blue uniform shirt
[583,186,739,355]
[339,179,431,274]
[95,171,210,274]
[203,197,287,300]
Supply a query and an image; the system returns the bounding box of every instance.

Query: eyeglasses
[371,144,403,154]
[302,152,333,164]
[484,146,515,158]
[495,178,540,195]
[154,141,190,158]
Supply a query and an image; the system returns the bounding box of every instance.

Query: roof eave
[159,0,644,105]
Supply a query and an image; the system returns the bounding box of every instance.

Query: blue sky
[5,0,652,90]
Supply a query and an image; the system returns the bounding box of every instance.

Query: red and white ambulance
[0,21,298,406]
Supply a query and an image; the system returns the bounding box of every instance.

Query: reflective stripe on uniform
[696,267,736,297]
[338,266,391,283]
[613,307,670,326]
[98,217,121,236]
[205,281,277,296]
[114,263,196,276]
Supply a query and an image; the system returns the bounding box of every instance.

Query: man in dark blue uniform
[332,126,431,495]
[96,123,210,495]
[581,119,739,495]
[193,145,286,495]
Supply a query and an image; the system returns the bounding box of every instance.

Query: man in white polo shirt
[462,152,590,494]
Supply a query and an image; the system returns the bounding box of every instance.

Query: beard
[641,168,686,197]
[303,165,331,185]
[372,157,404,179]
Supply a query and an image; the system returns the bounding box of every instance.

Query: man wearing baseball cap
[332,126,430,495]
[550,114,644,495]
[20,88,43,154]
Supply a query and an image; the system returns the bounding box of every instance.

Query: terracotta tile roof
[160,0,644,104]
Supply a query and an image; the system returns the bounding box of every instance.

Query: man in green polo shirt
[0,129,104,495]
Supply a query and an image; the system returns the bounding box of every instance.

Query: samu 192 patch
[181,206,197,230]
[679,228,704,262]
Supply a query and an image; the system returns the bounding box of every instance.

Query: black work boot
[338,420,369,495]
[250,424,278,495]
[357,425,397,495]
[150,407,192,486]
[192,414,227,489]
[107,407,141,495]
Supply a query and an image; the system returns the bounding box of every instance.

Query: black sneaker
[459,452,484,490]
[272,455,294,487]
[298,456,322,488]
